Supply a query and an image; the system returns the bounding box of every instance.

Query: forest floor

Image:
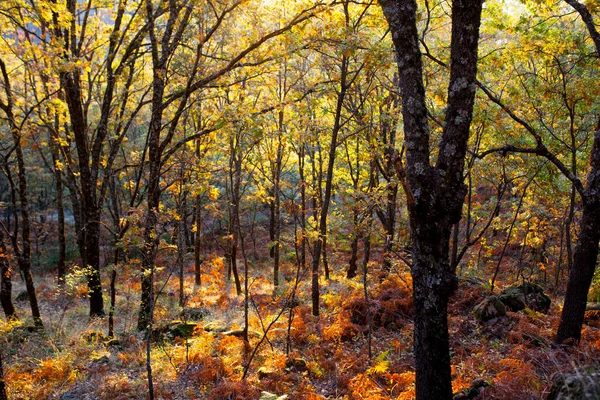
[2,251,600,400]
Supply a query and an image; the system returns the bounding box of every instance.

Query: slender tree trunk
[312,50,349,316]
[0,352,7,400]
[0,229,16,320]
[194,195,202,286]
[299,144,307,269]
[108,247,119,338]
[11,127,42,326]
[49,124,67,285]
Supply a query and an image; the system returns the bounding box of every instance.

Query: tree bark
[0,352,7,400]
[380,0,483,397]
[194,195,203,286]
[555,0,600,345]
[556,128,600,344]
[0,228,16,320]
[312,51,349,317]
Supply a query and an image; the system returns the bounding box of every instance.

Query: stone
[104,338,122,348]
[285,358,307,372]
[547,370,600,400]
[84,330,107,343]
[166,321,197,338]
[473,295,506,322]
[259,392,288,400]
[182,307,210,321]
[257,367,274,380]
[499,283,551,313]
[203,320,228,333]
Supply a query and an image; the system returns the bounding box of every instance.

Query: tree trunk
[380,0,483,397]
[0,352,7,400]
[555,0,600,344]
[49,124,67,285]
[194,195,202,286]
[0,229,16,320]
[312,50,349,316]
[556,128,600,344]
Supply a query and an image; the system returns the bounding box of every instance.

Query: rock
[153,321,198,340]
[104,338,122,348]
[182,307,210,321]
[499,283,551,313]
[584,310,600,329]
[166,321,197,338]
[15,290,28,302]
[453,378,490,399]
[547,370,600,400]
[285,358,307,372]
[203,320,228,333]
[473,296,506,322]
[60,393,80,400]
[84,330,107,343]
[259,392,288,400]
[587,303,600,311]
[257,367,275,380]
[481,316,512,338]
[222,329,261,339]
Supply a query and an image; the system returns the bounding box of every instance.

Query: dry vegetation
[2,248,600,399]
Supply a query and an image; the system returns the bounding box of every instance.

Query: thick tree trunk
[555,0,600,345]
[556,129,600,344]
[380,0,482,397]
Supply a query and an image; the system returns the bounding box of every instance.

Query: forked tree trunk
[379,0,483,397]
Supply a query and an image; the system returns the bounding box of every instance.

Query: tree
[0,58,43,327]
[555,0,600,345]
[378,0,483,398]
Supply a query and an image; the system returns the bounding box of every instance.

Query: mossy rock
[499,283,550,313]
[498,287,526,312]
[473,295,506,322]
[547,370,600,400]
[203,320,228,333]
[153,321,198,340]
[166,321,197,338]
[182,307,210,321]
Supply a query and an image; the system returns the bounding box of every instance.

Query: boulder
[584,310,600,329]
[182,307,210,321]
[285,358,308,372]
[547,370,600,400]
[257,367,275,380]
[473,296,506,322]
[499,283,551,313]
[203,320,228,333]
[259,392,288,400]
[167,321,197,338]
[154,321,198,340]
